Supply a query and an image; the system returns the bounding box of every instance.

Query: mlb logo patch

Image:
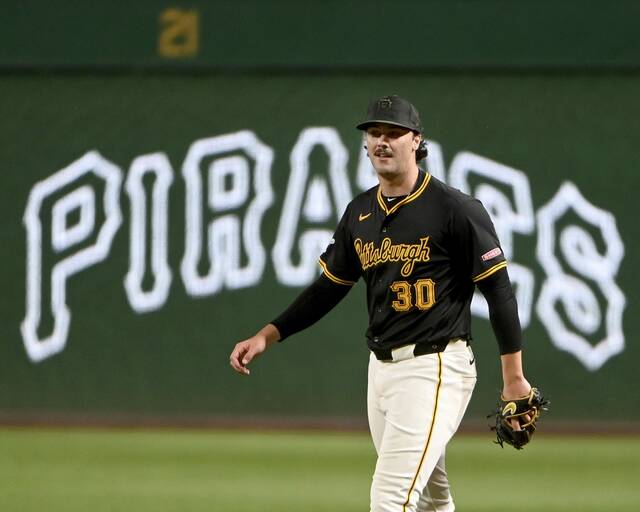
[481,247,502,261]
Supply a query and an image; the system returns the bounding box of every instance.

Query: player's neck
[377,165,420,197]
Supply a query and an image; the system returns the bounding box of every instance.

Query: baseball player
[230,95,533,511]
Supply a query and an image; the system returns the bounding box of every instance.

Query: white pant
[367,340,477,512]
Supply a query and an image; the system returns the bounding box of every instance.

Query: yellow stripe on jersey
[318,258,356,286]
[376,172,432,216]
[402,352,442,512]
[472,261,508,283]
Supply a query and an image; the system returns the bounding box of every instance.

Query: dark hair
[415,138,428,162]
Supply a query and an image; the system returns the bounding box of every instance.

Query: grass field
[1,428,638,511]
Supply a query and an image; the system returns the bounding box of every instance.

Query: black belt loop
[413,340,448,357]
[372,347,393,361]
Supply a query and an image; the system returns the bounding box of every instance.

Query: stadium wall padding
[3,0,640,70]
[0,73,638,421]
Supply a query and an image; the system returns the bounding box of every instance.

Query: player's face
[365,123,420,179]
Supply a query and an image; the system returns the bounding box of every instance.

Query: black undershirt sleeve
[271,273,353,342]
[476,268,522,355]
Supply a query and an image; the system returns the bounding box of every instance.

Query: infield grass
[1,428,638,511]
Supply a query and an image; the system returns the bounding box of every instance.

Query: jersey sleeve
[318,206,361,286]
[450,198,507,283]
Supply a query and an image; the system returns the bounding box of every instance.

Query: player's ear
[413,133,421,151]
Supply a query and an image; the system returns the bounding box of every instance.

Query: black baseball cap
[356,95,423,133]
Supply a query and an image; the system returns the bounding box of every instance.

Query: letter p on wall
[21,152,122,363]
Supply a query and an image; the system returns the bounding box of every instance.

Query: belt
[371,338,467,362]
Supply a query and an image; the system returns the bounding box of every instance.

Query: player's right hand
[229,336,268,376]
[230,324,280,376]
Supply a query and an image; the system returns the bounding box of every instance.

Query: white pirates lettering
[354,237,431,277]
[272,127,352,286]
[19,127,625,370]
[449,152,535,328]
[22,151,123,363]
[181,130,274,297]
[535,182,625,371]
[124,152,174,313]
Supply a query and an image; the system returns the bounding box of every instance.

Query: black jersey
[319,171,507,352]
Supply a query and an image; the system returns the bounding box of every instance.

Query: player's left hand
[490,386,549,449]
[502,377,532,430]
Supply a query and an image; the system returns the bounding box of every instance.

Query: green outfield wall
[0,72,637,423]
[3,1,640,70]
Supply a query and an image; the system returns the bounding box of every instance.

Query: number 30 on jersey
[390,279,435,312]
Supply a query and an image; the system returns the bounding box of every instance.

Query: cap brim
[356,119,418,131]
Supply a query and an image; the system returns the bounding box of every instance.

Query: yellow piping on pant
[402,352,442,512]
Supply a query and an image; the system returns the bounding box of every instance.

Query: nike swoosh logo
[502,402,517,416]
[469,357,475,365]
[359,212,372,221]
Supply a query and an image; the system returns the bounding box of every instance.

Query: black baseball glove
[490,387,549,449]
